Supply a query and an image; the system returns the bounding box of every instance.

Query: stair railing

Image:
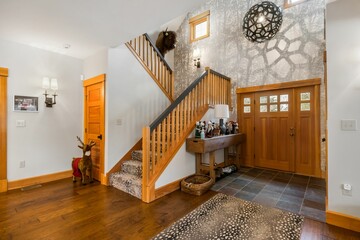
[126,33,174,102]
[142,67,232,202]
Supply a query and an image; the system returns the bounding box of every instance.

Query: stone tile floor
[211,167,326,222]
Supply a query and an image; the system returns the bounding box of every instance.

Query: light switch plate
[16,120,26,127]
[341,119,357,131]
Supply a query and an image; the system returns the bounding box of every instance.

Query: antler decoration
[89,140,96,147]
[76,136,84,147]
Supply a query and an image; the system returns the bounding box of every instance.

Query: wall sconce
[42,77,58,107]
[214,104,229,135]
[193,48,201,68]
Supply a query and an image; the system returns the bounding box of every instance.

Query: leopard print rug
[153,193,304,240]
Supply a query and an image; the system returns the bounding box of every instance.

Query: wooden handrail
[150,71,208,131]
[142,68,232,203]
[126,34,174,101]
[143,33,172,72]
[209,69,231,81]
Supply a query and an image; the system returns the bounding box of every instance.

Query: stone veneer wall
[174,0,326,171]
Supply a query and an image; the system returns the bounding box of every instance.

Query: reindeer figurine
[72,136,96,185]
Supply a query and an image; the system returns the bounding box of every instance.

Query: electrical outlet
[19,161,25,168]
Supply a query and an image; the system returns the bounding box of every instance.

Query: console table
[186,133,245,181]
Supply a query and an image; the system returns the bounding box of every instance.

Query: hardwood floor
[0,178,359,240]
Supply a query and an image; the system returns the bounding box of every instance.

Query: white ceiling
[0,0,207,59]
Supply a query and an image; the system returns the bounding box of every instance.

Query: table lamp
[214,104,229,135]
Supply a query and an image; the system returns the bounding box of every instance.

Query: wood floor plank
[0,178,359,240]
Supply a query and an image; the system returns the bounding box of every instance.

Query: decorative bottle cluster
[195,121,239,139]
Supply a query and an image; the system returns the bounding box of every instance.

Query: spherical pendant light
[243,1,283,43]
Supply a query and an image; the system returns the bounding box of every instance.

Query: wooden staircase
[126,33,174,102]
[109,33,232,202]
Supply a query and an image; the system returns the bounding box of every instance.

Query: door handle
[97,134,102,140]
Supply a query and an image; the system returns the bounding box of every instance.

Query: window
[284,0,309,8]
[189,10,210,42]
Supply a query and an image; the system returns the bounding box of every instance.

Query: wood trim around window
[284,0,309,9]
[189,10,210,43]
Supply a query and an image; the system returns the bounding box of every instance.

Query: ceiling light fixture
[243,1,283,43]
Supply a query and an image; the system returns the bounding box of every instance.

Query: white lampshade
[214,104,229,119]
[50,78,58,91]
[42,77,50,89]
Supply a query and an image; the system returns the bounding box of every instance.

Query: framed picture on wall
[13,95,39,112]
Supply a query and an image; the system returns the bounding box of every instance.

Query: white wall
[0,39,83,181]
[327,0,360,217]
[83,48,108,79]
[105,44,170,172]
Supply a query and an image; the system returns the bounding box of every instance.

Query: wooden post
[142,127,151,202]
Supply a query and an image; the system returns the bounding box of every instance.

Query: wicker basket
[181,174,214,196]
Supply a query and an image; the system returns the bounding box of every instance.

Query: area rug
[152,193,304,240]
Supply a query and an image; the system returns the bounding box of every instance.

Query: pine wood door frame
[83,74,106,184]
[237,78,321,177]
[0,67,8,192]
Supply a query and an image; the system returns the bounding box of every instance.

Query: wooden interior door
[295,86,320,176]
[83,74,105,183]
[0,68,8,192]
[254,89,295,171]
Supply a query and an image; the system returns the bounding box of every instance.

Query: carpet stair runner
[109,150,142,199]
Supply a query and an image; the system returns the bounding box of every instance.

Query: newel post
[142,126,154,203]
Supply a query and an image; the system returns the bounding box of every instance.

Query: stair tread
[110,172,141,184]
[122,159,142,167]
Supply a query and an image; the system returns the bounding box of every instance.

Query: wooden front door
[237,79,321,177]
[254,89,295,171]
[0,68,8,192]
[83,74,105,183]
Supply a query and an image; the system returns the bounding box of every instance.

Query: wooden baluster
[171,110,175,145]
[158,56,161,84]
[151,131,156,174]
[141,35,146,62]
[201,80,204,108]
[156,125,161,164]
[191,90,195,120]
[218,78,224,104]
[171,73,174,99]
[165,70,169,94]
[166,116,171,152]
[180,101,184,134]
[154,54,158,79]
[162,118,166,153]
[230,80,232,106]
[150,48,153,73]
[175,105,180,143]
[144,38,148,66]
